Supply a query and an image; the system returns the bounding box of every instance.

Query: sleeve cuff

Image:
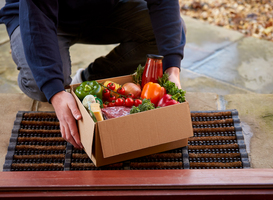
[41,79,65,103]
[162,54,183,72]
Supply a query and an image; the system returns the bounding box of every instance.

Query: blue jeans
[10,0,158,102]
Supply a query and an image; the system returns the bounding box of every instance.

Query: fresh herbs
[130,98,155,114]
[158,73,186,103]
[157,72,169,86]
[132,64,144,86]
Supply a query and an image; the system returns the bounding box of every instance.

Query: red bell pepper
[157,94,179,107]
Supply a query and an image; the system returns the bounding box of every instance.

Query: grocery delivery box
[70,75,193,167]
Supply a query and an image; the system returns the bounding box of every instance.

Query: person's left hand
[165,67,181,89]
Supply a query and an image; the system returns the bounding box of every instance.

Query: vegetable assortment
[75,56,186,121]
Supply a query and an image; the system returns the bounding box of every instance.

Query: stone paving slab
[0,42,18,81]
[192,36,273,94]
[180,68,254,95]
[0,42,20,94]
[224,94,273,168]
[0,77,21,93]
[36,101,54,111]
[0,25,8,45]
[0,0,4,8]
[186,92,219,111]
[181,15,244,69]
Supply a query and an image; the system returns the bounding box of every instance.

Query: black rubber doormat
[3,110,250,171]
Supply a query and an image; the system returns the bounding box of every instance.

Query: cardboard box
[71,75,193,167]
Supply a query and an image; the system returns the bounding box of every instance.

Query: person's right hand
[165,67,182,89]
[51,91,83,149]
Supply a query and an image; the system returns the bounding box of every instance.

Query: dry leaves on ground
[179,0,273,42]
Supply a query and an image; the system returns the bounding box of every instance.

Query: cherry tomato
[103,88,110,99]
[115,98,124,106]
[125,98,134,107]
[134,99,142,107]
[108,94,116,102]
[117,87,125,95]
[107,82,115,91]
[121,97,126,106]
[108,101,116,107]
[127,93,135,99]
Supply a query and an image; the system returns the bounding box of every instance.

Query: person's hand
[51,91,83,149]
[165,67,181,89]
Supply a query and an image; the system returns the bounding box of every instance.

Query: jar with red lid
[141,54,164,89]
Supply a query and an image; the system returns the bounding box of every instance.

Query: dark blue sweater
[0,0,186,102]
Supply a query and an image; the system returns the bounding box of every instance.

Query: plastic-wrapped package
[101,106,131,119]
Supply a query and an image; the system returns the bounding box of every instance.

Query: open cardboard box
[70,75,193,167]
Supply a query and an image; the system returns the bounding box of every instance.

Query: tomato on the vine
[125,98,134,107]
[127,93,135,99]
[117,87,125,95]
[121,97,126,106]
[108,94,116,102]
[134,99,142,107]
[107,82,115,91]
[108,101,116,107]
[115,98,124,106]
[103,88,110,99]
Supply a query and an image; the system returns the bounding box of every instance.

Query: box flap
[71,86,95,159]
[98,102,193,158]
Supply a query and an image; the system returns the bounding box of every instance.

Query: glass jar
[141,54,164,88]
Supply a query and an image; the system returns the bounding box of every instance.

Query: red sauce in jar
[141,54,164,89]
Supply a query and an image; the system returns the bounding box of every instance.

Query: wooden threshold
[0,169,273,199]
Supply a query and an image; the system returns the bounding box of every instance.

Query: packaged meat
[101,106,131,119]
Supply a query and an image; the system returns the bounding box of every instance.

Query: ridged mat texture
[3,110,250,171]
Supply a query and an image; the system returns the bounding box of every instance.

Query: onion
[123,82,141,98]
